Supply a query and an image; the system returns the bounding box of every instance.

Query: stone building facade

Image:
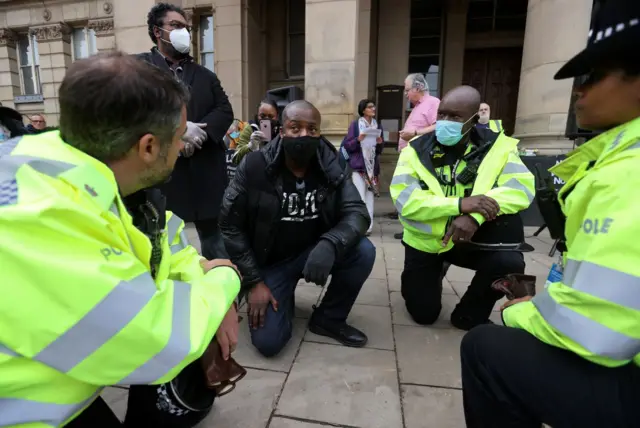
[0,0,594,190]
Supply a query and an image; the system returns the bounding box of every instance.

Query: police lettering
[101,247,124,260]
[582,218,613,235]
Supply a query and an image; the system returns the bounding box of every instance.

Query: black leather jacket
[219,136,370,291]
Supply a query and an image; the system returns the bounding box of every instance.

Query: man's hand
[183,121,208,149]
[442,215,479,247]
[247,282,278,330]
[460,195,500,221]
[500,296,533,311]
[200,258,242,280]
[302,240,336,286]
[216,303,239,360]
[399,129,416,141]
[376,136,383,144]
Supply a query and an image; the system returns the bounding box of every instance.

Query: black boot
[308,312,368,347]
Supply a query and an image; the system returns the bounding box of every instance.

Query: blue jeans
[250,237,376,357]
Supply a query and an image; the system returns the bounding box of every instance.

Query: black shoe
[450,313,495,331]
[394,232,403,240]
[308,318,368,348]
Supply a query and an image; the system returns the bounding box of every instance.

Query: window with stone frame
[17,33,41,95]
[408,0,444,100]
[466,0,528,33]
[287,0,305,78]
[71,27,97,60]
[198,14,215,72]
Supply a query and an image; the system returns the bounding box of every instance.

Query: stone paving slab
[101,210,554,428]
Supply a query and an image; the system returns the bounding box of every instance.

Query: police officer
[0,53,240,427]
[461,1,640,426]
[390,85,535,331]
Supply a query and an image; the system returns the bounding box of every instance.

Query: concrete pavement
[101,198,556,428]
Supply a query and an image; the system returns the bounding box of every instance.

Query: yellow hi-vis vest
[390,131,535,254]
[489,119,503,133]
[504,116,640,368]
[0,131,240,427]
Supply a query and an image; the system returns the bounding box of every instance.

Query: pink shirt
[398,94,440,151]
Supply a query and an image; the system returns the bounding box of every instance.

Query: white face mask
[162,28,191,54]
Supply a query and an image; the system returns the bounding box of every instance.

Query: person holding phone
[233,99,281,165]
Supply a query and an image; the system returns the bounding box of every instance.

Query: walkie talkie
[533,164,566,253]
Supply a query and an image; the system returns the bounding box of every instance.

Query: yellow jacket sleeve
[0,197,240,386]
[390,147,460,222]
[503,162,640,367]
[471,150,535,226]
[166,211,205,283]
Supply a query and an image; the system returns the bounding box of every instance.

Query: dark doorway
[462,47,523,136]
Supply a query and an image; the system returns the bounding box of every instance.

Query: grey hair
[59,52,190,163]
[406,73,429,93]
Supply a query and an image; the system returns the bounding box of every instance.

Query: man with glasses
[136,3,234,263]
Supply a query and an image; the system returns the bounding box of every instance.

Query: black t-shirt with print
[268,165,324,265]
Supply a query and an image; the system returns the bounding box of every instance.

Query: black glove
[302,239,336,286]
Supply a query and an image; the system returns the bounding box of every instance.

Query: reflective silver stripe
[119,280,192,384]
[166,214,183,240]
[502,162,530,175]
[502,177,534,203]
[394,182,420,213]
[0,137,21,157]
[0,154,75,182]
[0,343,18,357]
[493,120,502,133]
[562,259,640,311]
[34,274,157,373]
[109,202,120,217]
[533,291,640,360]
[0,391,100,426]
[170,230,190,254]
[399,214,432,234]
[626,141,640,151]
[390,173,418,187]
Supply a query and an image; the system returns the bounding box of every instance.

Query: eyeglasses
[163,20,192,32]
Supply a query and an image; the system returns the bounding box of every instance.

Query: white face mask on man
[159,27,191,54]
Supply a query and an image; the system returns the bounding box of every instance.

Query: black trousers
[401,242,524,326]
[67,385,211,428]
[461,324,640,428]
[194,218,228,260]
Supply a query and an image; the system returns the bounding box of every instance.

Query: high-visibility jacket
[0,131,240,427]
[503,116,640,368]
[489,119,503,133]
[390,131,534,254]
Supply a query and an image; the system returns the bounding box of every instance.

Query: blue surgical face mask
[435,113,477,146]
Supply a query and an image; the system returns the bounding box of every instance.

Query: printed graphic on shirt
[281,189,319,222]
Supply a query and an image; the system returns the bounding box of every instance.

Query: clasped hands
[442,195,500,247]
[181,121,208,157]
[247,240,336,330]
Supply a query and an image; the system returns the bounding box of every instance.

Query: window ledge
[14,94,44,104]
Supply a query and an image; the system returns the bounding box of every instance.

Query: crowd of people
[0,0,639,427]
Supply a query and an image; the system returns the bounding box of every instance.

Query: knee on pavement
[251,328,292,358]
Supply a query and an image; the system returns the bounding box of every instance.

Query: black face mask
[282,136,321,166]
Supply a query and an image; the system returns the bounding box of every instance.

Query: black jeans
[401,242,524,325]
[250,237,376,357]
[461,324,640,428]
[194,218,228,260]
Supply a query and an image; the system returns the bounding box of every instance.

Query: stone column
[441,0,469,95]
[89,18,116,53]
[514,0,593,154]
[376,0,410,86]
[354,0,372,105]
[30,23,73,126]
[0,29,21,109]
[212,0,246,119]
[305,0,360,144]
[112,0,155,54]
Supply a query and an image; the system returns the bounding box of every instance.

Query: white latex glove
[182,141,195,158]
[183,121,208,149]
[248,130,266,151]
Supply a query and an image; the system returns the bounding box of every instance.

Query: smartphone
[260,119,272,141]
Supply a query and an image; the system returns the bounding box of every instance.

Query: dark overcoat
[137,49,234,222]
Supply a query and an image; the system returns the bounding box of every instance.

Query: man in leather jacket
[219,100,376,356]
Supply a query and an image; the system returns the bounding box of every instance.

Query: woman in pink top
[398,73,440,151]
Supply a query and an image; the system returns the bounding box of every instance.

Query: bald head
[441,86,482,116]
[282,100,321,124]
[281,100,322,139]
